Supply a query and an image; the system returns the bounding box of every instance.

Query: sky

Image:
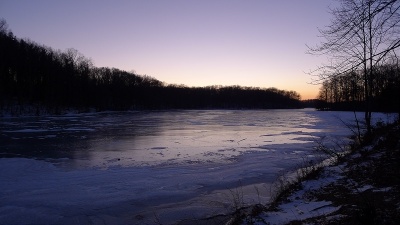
[0,0,337,100]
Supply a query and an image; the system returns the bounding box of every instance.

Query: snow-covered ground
[255,165,344,225]
[251,121,400,225]
[0,109,395,224]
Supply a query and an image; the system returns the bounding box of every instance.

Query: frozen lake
[0,109,393,224]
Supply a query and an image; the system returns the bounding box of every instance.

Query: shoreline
[226,119,400,225]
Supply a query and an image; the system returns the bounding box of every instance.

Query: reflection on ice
[0,109,396,224]
[1,109,394,168]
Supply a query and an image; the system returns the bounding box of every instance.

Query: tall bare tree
[309,0,400,134]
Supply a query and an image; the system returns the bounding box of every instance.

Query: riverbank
[230,120,400,224]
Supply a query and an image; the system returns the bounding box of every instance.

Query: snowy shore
[236,120,400,225]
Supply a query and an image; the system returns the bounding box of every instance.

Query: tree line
[309,0,400,133]
[316,64,400,113]
[0,19,301,115]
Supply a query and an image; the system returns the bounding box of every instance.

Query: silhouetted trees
[309,0,400,133]
[0,20,302,115]
[316,64,400,115]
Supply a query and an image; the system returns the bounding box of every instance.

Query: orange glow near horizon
[1,1,332,102]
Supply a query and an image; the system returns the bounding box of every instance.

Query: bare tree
[0,18,8,33]
[309,0,400,134]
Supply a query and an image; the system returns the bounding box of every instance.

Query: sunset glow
[0,0,336,100]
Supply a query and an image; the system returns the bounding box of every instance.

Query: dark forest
[0,20,302,115]
[315,66,400,114]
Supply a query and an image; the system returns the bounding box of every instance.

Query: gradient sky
[0,0,337,100]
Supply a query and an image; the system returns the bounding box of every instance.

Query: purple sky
[0,0,336,99]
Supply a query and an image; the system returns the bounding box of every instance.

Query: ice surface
[0,109,395,224]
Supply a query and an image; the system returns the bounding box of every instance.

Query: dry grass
[237,119,400,225]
